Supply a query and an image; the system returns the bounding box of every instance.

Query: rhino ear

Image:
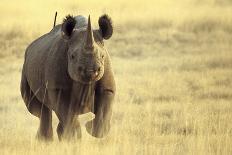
[98,14,113,40]
[62,15,76,38]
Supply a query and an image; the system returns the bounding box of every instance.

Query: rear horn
[53,11,57,29]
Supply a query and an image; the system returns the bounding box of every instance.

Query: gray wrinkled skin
[20,15,115,140]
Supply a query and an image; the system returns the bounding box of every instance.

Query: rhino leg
[36,105,53,141]
[54,89,81,141]
[56,119,81,141]
[86,89,115,138]
[20,73,42,118]
[56,122,64,140]
[56,100,82,141]
[21,73,53,140]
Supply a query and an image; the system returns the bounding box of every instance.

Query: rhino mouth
[80,78,97,84]
[72,74,101,84]
[68,65,104,84]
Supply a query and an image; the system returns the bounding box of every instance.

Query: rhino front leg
[36,105,53,141]
[56,107,81,140]
[86,89,115,138]
[57,118,81,141]
[53,89,82,141]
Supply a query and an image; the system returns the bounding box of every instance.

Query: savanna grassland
[0,0,232,154]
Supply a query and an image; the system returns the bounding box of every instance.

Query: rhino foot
[57,121,81,141]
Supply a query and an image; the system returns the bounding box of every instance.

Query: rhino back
[74,15,88,29]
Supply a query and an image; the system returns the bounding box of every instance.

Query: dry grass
[0,0,232,154]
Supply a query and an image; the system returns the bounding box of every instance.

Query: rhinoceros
[20,14,116,140]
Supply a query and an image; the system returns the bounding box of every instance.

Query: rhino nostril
[97,67,101,72]
[94,67,100,77]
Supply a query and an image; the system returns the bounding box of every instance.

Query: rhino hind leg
[36,105,53,141]
[21,73,53,140]
[20,73,42,118]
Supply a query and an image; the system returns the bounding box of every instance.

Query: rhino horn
[85,15,94,49]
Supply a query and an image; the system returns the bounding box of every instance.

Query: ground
[0,0,232,154]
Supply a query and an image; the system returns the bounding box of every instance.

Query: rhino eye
[78,66,83,72]
[101,55,104,59]
[70,53,75,60]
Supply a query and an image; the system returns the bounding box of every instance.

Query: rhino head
[61,15,113,84]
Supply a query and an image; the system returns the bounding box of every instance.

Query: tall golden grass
[0,0,232,154]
